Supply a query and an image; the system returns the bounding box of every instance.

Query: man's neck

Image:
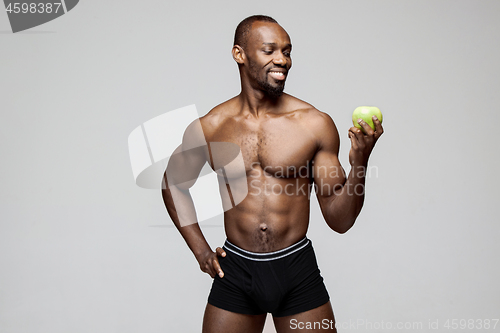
[237,88,285,118]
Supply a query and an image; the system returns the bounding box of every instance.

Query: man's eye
[284,52,291,57]
[263,50,273,54]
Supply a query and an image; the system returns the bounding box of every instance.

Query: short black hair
[234,15,278,50]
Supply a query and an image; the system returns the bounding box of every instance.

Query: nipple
[260,223,268,231]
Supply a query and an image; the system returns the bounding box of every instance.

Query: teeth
[270,72,284,76]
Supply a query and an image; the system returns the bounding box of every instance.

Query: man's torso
[199,94,329,252]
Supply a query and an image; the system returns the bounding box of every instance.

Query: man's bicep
[313,150,346,200]
[312,112,346,200]
[165,144,208,189]
[165,119,210,190]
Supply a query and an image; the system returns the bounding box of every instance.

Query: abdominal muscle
[222,174,312,253]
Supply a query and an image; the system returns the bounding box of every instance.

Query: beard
[248,58,286,98]
[257,78,285,98]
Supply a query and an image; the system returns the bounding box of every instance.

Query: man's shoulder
[284,93,314,111]
[284,94,335,129]
[198,97,237,133]
[181,99,234,146]
[284,95,339,152]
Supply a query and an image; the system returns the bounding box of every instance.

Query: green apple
[352,106,383,132]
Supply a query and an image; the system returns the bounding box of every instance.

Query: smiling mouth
[268,71,286,81]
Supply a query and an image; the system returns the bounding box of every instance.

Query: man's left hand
[348,116,384,167]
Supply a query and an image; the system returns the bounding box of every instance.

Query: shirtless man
[162,15,383,333]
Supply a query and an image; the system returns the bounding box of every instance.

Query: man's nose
[273,52,286,66]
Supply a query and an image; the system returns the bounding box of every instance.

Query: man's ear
[232,45,245,64]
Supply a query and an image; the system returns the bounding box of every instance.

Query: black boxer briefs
[208,237,330,317]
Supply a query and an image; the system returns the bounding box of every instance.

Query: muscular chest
[208,116,318,178]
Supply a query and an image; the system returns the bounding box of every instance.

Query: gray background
[1,0,499,332]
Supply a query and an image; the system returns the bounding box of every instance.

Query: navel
[260,223,268,231]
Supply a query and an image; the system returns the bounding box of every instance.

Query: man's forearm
[162,179,212,261]
[324,165,367,233]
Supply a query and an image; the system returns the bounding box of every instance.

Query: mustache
[267,66,288,73]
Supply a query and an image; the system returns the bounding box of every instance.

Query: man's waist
[223,237,310,261]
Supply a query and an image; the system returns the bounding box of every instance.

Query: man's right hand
[197,247,226,278]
